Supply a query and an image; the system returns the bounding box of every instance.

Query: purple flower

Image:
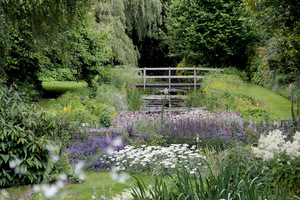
[289,84,293,90]
[164,88,168,95]
[101,196,106,200]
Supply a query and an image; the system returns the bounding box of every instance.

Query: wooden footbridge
[120,67,224,89]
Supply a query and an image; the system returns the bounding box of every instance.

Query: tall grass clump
[130,162,289,200]
[185,89,203,107]
[126,88,143,111]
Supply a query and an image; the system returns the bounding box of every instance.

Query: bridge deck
[136,83,201,88]
[120,67,223,89]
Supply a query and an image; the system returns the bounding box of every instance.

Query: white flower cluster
[252,130,300,161]
[112,144,206,174]
[112,189,134,200]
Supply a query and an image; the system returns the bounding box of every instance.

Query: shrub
[252,130,300,195]
[38,67,77,82]
[0,84,62,187]
[50,88,115,127]
[95,84,128,111]
[224,67,249,82]
[185,89,204,107]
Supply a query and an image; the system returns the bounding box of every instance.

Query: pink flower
[164,88,168,95]
[101,196,106,200]
[105,135,111,144]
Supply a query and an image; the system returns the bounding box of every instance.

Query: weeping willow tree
[0,0,98,100]
[94,0,162,66]
[0,0,94,76]
[0,0,92,44]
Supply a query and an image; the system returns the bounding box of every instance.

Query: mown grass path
[244,82,291,119]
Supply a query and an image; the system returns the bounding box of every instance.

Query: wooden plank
[136,75,205,79]
[136,83,202,88]
[120,67,224,71]
[136,83,202,86]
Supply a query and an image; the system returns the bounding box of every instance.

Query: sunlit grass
[42,81,88,94]
[6,171,153,200]
[245,82,291,119]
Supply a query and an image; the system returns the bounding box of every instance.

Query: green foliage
[245,0,300,76]
[94,0,162,65]
[0,1,114,99]
[0,84,62,187]
[268,155,300,196]
[224,67,249,82]
[175,59,199,83]
[201,72,278,122]
[166,0,257,68]
[0,0,93,49]
[126,88,143,111]
[38,68,77,82]
[185,89,204,107]
[50,88,115,127]
[225,145,262,180]
[130,162,286,199]
[1,28,43,101]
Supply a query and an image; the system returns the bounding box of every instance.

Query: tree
[244,0,300,77]
[0,0,112,99]
[166,0,257,68]
[94,0,162,66]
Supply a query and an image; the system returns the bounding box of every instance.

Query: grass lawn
[6,171,153,200]
[39,81,88,110]
[42,81,88,96]
[67,170,140,199]
[244,82,292,119]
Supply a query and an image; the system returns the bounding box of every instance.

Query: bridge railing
[120,67,224,89]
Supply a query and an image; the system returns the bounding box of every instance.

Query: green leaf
[0,154,10,163]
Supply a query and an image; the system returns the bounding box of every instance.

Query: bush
[50,88,115,127]
[224,67,249,82]
[252,130,300,195]
[185,89,204,107]
[38,67,77,82]
[0,84,62,187]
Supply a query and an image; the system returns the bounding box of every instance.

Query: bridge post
[169,67,171,90]
[143,68,146,90]
[194,67,196,89]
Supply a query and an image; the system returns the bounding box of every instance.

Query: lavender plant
[64,132,126,172]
